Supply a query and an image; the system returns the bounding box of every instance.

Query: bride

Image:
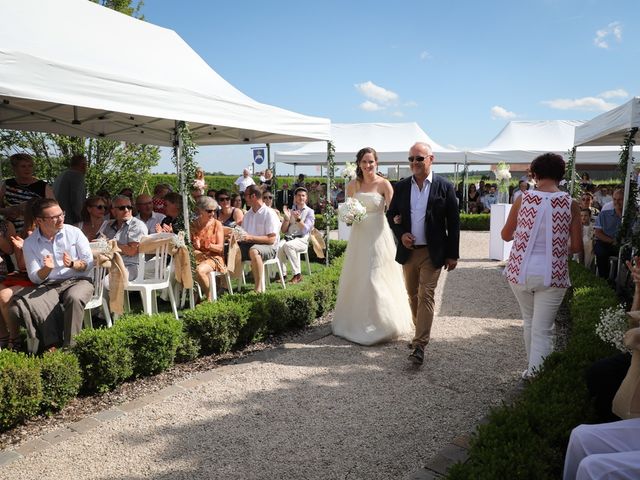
[332,147,413,345]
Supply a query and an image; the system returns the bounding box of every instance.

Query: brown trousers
[403,247,441,348]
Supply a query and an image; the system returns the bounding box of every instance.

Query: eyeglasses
[218,196,230,201]
[264,196,273,200]
[39,212,65,221]
[116,205,133,211]
[408,156,431,163]
[205,209,216,214]
[92,205,107,210]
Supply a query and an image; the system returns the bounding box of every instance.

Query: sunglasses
[116,205,133,211]
[218,196,230,201]
[205,209,216,213]
[408,156,430,163]
[264,196,273,199]
[92,205,107,210]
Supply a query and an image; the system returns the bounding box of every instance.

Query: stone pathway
[0,232,525,480]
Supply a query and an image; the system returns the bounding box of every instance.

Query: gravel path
[1,231,525,480]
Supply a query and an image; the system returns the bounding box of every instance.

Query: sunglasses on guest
[408,156,431,163]
[218,196,230,201]
[91,204,107,210]
[115,205,133,211]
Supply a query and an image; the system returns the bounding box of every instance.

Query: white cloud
[419,50,431,61]
[404,100,418,107]
[541,96,616,111]
[598,88,628,99]
[354,81,399,104]
[594,21,622,49]
[490,105,517,120]
[359,100,384,112]
[391,111,404,117]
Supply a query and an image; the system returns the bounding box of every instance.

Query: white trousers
[563,418,640,480]
[277,237,308,276]
[509,275,567,376]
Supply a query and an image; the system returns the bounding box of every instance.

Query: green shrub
[0,351,42,431]
[72,328,134,394]
[175,331,201,363]
[460,213,490,231]
[115,314,183,377]
[39,350,81,415]
[234,294,271,346]
[182,299,250,354]
[314,214,338,231]
[280,289,316,329]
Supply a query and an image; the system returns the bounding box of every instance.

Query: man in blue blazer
[386,142,460,365]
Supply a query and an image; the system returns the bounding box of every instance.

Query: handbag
[226,236,243,276]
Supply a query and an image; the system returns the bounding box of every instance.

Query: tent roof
[466,120,621,166]
[0,0,330,146]
[274,122,464,165]
[574,97,640,146]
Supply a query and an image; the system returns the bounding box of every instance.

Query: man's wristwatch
[69,261,75,269]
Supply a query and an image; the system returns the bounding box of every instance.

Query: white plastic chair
[207,270,234,301]
[124,233,179,319]
[83,261,112,328]
[298,248,312,275]
[241,244,286,291]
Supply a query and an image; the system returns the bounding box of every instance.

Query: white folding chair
[207,270,234,301]
[83,261,112,328]
[298,248,312,275]
[241,244,286,291]
[124,233,179,319]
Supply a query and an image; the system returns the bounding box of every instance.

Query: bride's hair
[355,147,378,181]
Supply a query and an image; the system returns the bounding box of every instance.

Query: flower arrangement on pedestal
[341,162,357,181]
[494,162,512,203]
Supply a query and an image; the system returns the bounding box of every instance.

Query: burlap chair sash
[309,228,326,258]
[91,239,127,315]
[138,233,193,290]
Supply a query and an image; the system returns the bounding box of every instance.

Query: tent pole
[569,146,577,196]
[617,134,637,289]
[266,143,271,171]
[463,153,469,213]
[174,121,194,309]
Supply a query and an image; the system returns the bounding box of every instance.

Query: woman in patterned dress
[190,196,226,300]
[502,153,583,379]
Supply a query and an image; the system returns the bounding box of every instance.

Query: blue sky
[143,0,639,175]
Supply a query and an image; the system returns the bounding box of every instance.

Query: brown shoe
[290,273,302,284]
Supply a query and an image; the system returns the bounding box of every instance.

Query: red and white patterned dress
[505,190,572,288]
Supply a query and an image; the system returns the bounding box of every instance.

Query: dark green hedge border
[446,262,620,479]
[0,240,347,432]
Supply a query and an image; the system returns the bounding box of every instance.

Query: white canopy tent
[274,122,465,166]
[0,0,330,146]
[466,120,622,166]
[574,97,640,147]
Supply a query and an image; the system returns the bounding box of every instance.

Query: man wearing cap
[278,187,315,284]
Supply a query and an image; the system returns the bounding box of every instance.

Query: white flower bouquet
[231,225,248,241]
[337,197,367,226]
[596,304,631,353]
[341,162,357,181]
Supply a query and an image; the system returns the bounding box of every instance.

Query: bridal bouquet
[337,197,367,226]
[341,162,357,181]
[596,304,630,353]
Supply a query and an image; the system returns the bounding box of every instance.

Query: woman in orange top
[190,196,226,300]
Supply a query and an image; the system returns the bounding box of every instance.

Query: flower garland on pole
[565,147,578,198]
[616,127,639,257]
[323,141,336,266]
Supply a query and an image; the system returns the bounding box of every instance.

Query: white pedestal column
[489,203,513,261]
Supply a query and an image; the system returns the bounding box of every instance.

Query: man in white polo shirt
[239,185,280,293]
[234,168,256,206]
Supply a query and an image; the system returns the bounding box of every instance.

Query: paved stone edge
[0,323,334,466]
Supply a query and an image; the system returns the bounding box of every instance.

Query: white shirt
[234,175,256,193]
[136,211,166,234]
[410,171,432,246]
[242,204,281,243]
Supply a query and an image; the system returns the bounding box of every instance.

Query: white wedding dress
[332,192,413,345]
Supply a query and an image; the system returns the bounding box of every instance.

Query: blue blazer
[386,174,460,267]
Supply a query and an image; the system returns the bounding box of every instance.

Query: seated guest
[152,183,170,214]
[191,196,226,300]
[276,183,293,210]
[230,193,243,211]
[95,189,112,220]
[307,181,321,213]
[0,217,17,349]
[263,189,283,222]
[99,195,148,281]
[215,189,244,239]
[76,196,108,241]
[594,188,623,279]
[207,189,217,199]
[580,209,595,268]
[277,187,315,284]
[238,185,280,293]
[580,191,600,220]
[467,184,481,213]
[481,184,498,212]
[594,186,612,210]
[156,192,184,234]
[135,194,165,234]
[9,198,93,348]
[335,183,346,206]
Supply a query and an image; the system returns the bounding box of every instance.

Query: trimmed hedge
[0,351,42,430]
[446,262,619,479]
[460,213,490,231]
[182,299,250,354]
[39,350,82,415]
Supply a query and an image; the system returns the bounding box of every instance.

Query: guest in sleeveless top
[215,189,244,240]
[0,153,54,233]
[502,153,582,380]
[191,196,226,300]
[76,196,108,241]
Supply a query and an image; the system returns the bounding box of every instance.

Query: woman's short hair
[9,153,34,168]
[164,192,183,209]
[196,195,218,211]
[530,153,565,182]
